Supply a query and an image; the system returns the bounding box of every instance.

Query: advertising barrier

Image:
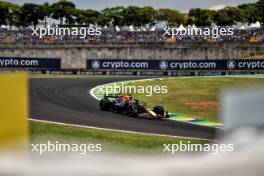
[27,69,264,77]
[87,59,264,71]
[0,57,61,69]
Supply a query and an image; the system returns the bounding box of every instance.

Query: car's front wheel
[153,106,165,116]
[127,105,135,117]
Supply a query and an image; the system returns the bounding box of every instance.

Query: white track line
[89,85,102,101]
[30,118,213,141]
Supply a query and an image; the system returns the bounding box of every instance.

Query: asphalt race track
[30,77,216,140]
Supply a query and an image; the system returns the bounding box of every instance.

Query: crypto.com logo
[159,60,169,70]
[92,60,100,69]
[227,60,236,70]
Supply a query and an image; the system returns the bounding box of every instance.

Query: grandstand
[0,28,263,45]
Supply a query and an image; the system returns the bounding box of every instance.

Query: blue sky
[8,0,258,12]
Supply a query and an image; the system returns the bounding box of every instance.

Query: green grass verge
[30,121,206,153]
[129,77,264,122]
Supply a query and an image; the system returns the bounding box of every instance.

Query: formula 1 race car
[99,94,169,119]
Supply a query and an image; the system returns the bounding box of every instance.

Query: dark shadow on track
[30,77,216,139]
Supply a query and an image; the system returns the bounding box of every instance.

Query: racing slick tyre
[153,106,165,116]
[100,100,112,111]
[127,105,136,117]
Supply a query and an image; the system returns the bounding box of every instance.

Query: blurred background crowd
[0,28,263,44]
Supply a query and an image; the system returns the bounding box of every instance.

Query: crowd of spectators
[0,28,263,45]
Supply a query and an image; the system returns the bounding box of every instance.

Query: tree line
[0,0,263,29]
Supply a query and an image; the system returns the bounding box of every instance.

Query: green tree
[51,0,75,25]
[64,7,78,24]
[7,4,20,30]
[0,1,10,25]
[42,2,51,28]
[188,8,215,26]
[122,6,143,27]
[1,0,263,28]
[75,9,100,25]
[158,8,186,26]
[256,0,264,25]
[101,6,125,27]
[238,3,258,24]
[97,13,111,27]
[0,1,21,30]
[140,6,159,26]
[213,7,240,26]
[19,3,45,28]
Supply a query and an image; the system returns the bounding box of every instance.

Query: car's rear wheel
[100,100,111,111]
